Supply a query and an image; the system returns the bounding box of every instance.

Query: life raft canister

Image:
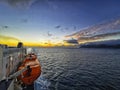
[18,53,41,85]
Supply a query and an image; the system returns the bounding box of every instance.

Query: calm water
[35,48,120,90]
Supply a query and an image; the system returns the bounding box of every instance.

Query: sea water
[34,74,50,90]
[34,48,120,90]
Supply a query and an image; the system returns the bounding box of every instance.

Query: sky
[0,0,120,46]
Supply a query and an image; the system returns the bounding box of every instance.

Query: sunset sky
[0,0,120,47]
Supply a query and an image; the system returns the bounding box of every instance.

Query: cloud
[0,25,9,30]
[55,25,79,34]
[3,25,9,29]
[0,0,36,8]
[30,0,59,11]
[47,31,52,37]
[54,25,67,33]
[66,17,120,43]
[55,25,61,29]
[77,32,120,43]
[55,25,68,33]
[92,32,120,39]
[83,39,120,46]
[64,38,78,44]
[1,25,9,29]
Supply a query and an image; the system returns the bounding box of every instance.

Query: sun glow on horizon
[0,35,73,47]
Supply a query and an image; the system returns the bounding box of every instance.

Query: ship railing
[0,46,26,81]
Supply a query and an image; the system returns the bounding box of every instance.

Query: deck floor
[0,79,12,90]
[23,84,34,90]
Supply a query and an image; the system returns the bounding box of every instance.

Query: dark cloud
[54,25,70,33]
[77,32,120,42]
[0,0,35,8]
[55,25,78,33]
[55,25,61,29]
[64,38,78,44]
[0,25,9,30]
[60,26,79,33]
[93,32,120,39]
[2,25,9,29]
[31,0,59,10]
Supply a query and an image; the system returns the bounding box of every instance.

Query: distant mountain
[80,39,120,48]
[84,39,120,45]
[66,17,120,42]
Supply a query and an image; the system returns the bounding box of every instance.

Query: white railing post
[0,47,3,80]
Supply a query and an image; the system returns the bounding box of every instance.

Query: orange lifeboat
[18,53,41,85]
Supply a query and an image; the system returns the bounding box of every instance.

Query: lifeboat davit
[18,53,41,85]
